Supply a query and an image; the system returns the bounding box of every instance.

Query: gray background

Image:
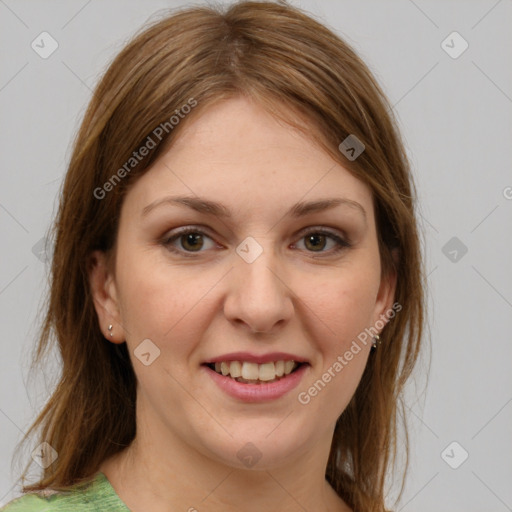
[1,0,511,510]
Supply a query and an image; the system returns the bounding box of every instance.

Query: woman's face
[90,96,396,471]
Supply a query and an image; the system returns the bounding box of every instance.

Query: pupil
[306,234,325,251]
[183,233,202,251]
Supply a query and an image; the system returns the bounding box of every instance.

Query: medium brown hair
[15,2,424,511]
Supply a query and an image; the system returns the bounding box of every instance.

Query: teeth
[210,360,300,382]
[230,360,242,378]
[241,362,259,380]
[284,360,295,374]
[258,362,276,381]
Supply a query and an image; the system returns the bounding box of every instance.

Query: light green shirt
[0,472,130,511]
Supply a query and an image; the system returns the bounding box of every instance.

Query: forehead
[122,96,373,222]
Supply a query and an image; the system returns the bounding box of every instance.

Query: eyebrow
[141,195,367,222]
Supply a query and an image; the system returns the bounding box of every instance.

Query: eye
[161,227,216,255]
[160,226,351,257]
[293,228,351,256]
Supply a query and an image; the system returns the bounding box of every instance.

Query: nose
[223,244,294,335]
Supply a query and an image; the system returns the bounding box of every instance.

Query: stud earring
[108,324,113,337]
[371,334,381,350]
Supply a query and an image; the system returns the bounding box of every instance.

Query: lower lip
[203,364,308,402]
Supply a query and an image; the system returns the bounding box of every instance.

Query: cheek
[115,250,218,358]
[302,261,380,351]
[295,271,377,419]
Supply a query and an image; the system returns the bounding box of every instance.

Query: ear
[87,250,125,344]
[372,249,399,331]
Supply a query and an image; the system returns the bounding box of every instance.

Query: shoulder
[1,493,55,511]
[0,490,100,511]
[0,473,129,512]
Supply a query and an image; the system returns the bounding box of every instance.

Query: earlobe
[87,250,125,343]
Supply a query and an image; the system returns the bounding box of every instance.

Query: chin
[195,419,317,471]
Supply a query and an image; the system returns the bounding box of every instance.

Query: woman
[2,1,424,511]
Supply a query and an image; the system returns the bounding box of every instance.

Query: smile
[207,360,301,384]
[202,353,309,402]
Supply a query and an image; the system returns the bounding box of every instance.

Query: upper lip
[204,352,309,364]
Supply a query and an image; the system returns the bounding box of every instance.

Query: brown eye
[180,232,204,252]
[295,229,351,256]
[162,228,216,255]
[304,233,328,252]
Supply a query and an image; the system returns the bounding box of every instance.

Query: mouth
[203,360,306,384]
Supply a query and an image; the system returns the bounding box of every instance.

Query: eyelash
[160,226,351,258]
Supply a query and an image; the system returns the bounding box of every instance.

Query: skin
[89,96,396,512]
